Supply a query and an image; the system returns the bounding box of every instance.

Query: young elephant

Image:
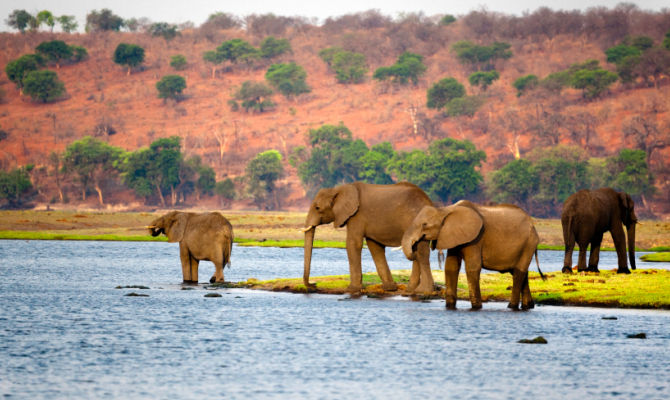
[147,211,233,283]
[402,201,543,310]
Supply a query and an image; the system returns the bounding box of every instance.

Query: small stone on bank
[627,332,646,339]
[125,292,149,297]
[204,293,222,298]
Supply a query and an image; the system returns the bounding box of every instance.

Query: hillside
[1,9,669,215]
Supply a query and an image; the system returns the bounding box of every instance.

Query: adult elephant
[402,201,543,310]
[303,182,434,294]
[561,188,637,274]
[147,211,233,283]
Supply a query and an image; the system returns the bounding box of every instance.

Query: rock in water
[518,336,548,344]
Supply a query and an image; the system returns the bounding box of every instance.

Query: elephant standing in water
[303,182,435,294]
[402,201,543,310]
[561,188,637,274]
[148,211,233,283]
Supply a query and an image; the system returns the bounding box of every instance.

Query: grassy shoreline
[213,269,670,310]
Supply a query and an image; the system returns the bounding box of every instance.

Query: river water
[1,240,669,399]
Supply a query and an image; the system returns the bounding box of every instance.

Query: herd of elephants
[146,182,638,310]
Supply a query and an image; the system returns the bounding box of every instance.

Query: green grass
[0,230,167,241]
[241,269,670,309]
[235,238,345,248]
[640,252,670,262]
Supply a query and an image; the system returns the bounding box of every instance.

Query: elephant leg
[179,243,197,283]
[562,235,575,274]
[210,262,224,283]
[577,240,589,272]
[610,224,631,274]
[413,241,434,294]
[463,247,482,310]
[366,239,397,291]
[587,233,603,273]
[345,233,364,292]
[444,251,461,310]
[508,269,527,310]
[521,278,534,310]
[517,244,536,309]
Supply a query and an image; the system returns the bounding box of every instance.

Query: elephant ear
[436,205,484,249]
[332,184,359,228]
[618,192,637,224]
[166,212,189,243]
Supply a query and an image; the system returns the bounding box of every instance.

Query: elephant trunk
[401,230,419,261]
[627,222,636,270]
[303,226,316,287]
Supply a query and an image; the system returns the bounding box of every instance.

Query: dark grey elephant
[303,182,435,294]
[148,211,233,283]
[561,188,637,274]
[402,201,543,310]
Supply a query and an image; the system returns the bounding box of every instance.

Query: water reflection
[0,240,668,399]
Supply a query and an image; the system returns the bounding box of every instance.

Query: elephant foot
[382,281,398,292]
[586,266,600,273]
[182,279,198,284]
[617,268,631,274]
[347,284,363,294]
[521,301,535,310]
[445,302,457,310]
[470,303,483,311]
[210,276,216,284]
[507,302,520,311]
[561,267,573,274]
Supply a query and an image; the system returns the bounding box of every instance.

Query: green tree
[57,15,78,33]
[61,137,123,205]
[233,81,275,112]
[22,70,66,103]
[606,149,654,200]
[0,165,34,207]
[452,41,512,71]
[113,43,145,75]
[487,159,538,207]
[389,138,486,203]
[170,54,187,70]
[69,45,88,62]
[445,96,484,117]
[156,75,186,101]
[36,40,73,69]
[359,142,395,184]
[259,36,292,59]
[663,30,670,50]
[331,51,368,84]
[605,44,641,65]
[512,74,538,97]
[373,51,426,85]
[5,54,46,93]
[217,38,259,66]
[265,62,311,97]
[36,10,55,31]
[426,77,465,109]
[318,47,343,66]
[246,150,284,210]
[203,50,225,78]
[86,9,124,32]
[468,70,499,91]
[122,137,182,207]
[215,178,236,207]
[148,22,180,40]
[296,123,367,195]
[439,15,456,25]
[569,68,618,99]
[6,10,34,33]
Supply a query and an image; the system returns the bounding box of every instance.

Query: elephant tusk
[145,225,156,229]
[390,246,403,251]
[301,225,315,232]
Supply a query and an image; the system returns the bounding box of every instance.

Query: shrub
[373,51,426,85]
[426,78,465,109]
[234,81,275,112]
[22,70,66,102]
[445,96,484,117]
[259,36,291,59]
[170,55,187,70]
[265,62,310,97]
[512,74,538,96]
[156,75,186,101]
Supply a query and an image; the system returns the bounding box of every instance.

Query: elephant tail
[535,249,546,281]
[224,227,233,269]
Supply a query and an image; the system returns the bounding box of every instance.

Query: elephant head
[402,203,484,260]
[147,211,189,243]
[619,192,638,270]
[303,184,359,286]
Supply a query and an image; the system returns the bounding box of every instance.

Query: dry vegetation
[1,7,669,214]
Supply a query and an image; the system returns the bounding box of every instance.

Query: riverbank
[218,269,670,310]
[1,210,669,251]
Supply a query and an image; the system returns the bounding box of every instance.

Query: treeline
[0,136,285,210]
[0,123,655,216]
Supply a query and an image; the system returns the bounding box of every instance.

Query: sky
[1,0,668,32]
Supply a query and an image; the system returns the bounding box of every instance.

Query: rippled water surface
[1,240,669,399]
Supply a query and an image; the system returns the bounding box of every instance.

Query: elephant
[561,188,637,274]
[402,201,544,310]
[303,182,435,294]
[147,211,233,283]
